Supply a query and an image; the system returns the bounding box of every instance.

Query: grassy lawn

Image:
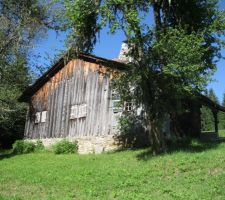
[0,139,225,200]
[219,129,225,137]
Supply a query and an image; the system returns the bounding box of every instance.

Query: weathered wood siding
[25,59,119,139]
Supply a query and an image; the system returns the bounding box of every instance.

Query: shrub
[12,140,24,154]
[35,140,45,151]
[12,140,35,154]
[116,115,150,149]
[23,141,36,153]
[53,140,78,154]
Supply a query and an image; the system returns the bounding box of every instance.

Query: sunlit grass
[219,130,225,137]
[0,139,225,200]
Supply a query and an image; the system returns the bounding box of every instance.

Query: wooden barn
[19,44,225,153]
[19,47,131,153]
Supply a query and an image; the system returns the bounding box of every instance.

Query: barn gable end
[21,55,126,153]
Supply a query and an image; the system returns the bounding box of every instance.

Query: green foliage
[153,29,214,92]
[201,106,214,131]
[0,0,49,57]
[219,129,225,137]
[201,89,225,131]
[208,89,219,104]
[0,1,51,148]
[12,140,46,154]
[12,140,25,154]
[219,92,225,130]
[35,140,45,151]
[12,140,35,154]
[117,114,149,148]
[0,84,27,148]
[1,139,225,199]
[52,140,78,154]
[64,0,101,52]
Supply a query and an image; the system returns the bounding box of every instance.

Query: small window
[124,102,133,112]
[35,111,47,123]
[112,90,122,113]
[113,100,123,113]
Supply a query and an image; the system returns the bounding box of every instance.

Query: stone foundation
[28,135,118,154]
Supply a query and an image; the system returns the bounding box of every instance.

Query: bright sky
[32,1,225,103]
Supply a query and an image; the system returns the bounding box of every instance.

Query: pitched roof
[18,53,127,102]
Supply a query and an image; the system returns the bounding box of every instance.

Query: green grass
[219,130,225,137]
[0,140,225,200]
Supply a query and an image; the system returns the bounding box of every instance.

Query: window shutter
[79,104,87,118]
[35,112,41,123]
[41,111,47,123]
[70,105,79,119]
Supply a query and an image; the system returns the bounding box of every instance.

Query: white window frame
[124,102,133,112]
[112,91,123,113]
[35,111,47,124]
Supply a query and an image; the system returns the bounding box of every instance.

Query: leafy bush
[52,140,78,154]
[116,115,150,149]
[23,141,36,153]
[12,140,24,154]
[35,140,45,151]
[12,140,35,154]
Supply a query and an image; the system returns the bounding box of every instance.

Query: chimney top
[117,42,133,63]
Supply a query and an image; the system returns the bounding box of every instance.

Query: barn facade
[19,53,130,153]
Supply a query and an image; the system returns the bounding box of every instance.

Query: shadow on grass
[136,136,225,161]
[0,150,15,160]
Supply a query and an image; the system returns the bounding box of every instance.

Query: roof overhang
[198,94,225,113]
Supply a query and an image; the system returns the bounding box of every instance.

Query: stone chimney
[117,41,133,63]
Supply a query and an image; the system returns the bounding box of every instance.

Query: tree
[0,0,52,148]
[201,89,218,131]
[201,106,214,131]
[207,89,222,132]
[59,0,225,154]
[208,89,219,104]
[219,92,225,130]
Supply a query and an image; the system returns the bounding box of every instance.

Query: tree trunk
[152,0,162,32]
[147,118,166,155]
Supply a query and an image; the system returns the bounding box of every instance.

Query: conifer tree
[219,92,225,130]
[201,89,218,131]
